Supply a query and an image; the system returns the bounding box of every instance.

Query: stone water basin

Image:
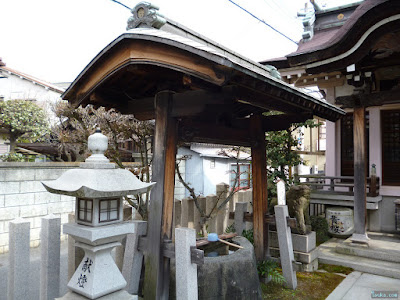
[171,236,262,300]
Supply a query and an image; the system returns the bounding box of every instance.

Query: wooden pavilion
[63,3,344,299]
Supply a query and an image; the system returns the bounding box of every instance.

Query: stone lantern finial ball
[88,128,108,155]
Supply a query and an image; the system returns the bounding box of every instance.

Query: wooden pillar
[143,91,177,299]
[351,106,369,244]
[250,114,269,261]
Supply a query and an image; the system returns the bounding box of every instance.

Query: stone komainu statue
[286,185,311,235]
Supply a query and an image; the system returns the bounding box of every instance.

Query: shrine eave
[265,0,400,74]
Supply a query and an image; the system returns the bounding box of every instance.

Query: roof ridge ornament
[126,2,166,30]
[298,2,316,41]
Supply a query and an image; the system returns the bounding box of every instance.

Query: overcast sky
[1,0,358,84]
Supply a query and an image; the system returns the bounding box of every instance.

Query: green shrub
[225,223,235,233]
[311,215,330,245]
[0,153,35,162]
[257,259,286,285]
[242,228,254,245]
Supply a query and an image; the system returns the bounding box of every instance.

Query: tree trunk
[9,133,17,153]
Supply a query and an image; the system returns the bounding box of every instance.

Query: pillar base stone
[350,233,370,245]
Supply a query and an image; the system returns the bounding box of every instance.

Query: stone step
[318,244,400,279]
[335,233,400,263]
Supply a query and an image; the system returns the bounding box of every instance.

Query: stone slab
[326,271,362,300]
[274,205,297,290]
[4,169,35,181]
[327,272,400,300]
[57,290,138,300]
[5,193,35,207]
[270,230,316,253]
[319,239,400,279]
[336,233,400,263]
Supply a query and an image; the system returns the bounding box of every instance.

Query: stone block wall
[174,187,253,234]
[0,162,79,253]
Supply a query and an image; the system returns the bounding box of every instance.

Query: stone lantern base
[68,242,126,299]
[57,290,137,300]
[62,222,136,299]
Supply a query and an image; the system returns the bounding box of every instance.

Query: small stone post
[274,205,297,289]
[206,195,218,233]
[187,198,195,229]
[181,197,190,227]
[229,192,239,227]
[8,218,30,300]
[234,202,248,235]
[216,183,229,234]
[40,214,61,300]
[277,179,286,205]
[175,228,198,300]
[244,189,253,230]
[193,196,206,234]
[122,221,147,295]
[174,200,182,228]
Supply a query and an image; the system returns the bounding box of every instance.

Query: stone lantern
[42,129,155,299]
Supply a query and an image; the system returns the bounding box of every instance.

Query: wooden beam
[124,97,154,120]
[178,119,251,147]
[236,87,304,115]
[231,112,312,132]
[262,113,313,131]
[177,111,313,146]
[171,87,236,117]
[143,91,176,299]
[123,87,237,120]
[250,114,269,261]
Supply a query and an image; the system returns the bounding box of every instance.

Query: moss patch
[262,267,346,299]
[318,263,354,275]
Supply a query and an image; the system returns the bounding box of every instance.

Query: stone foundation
[269,230,318,272]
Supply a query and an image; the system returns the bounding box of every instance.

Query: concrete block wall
[0,162,79,253]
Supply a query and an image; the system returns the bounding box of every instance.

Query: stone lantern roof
[42,129,155,198]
